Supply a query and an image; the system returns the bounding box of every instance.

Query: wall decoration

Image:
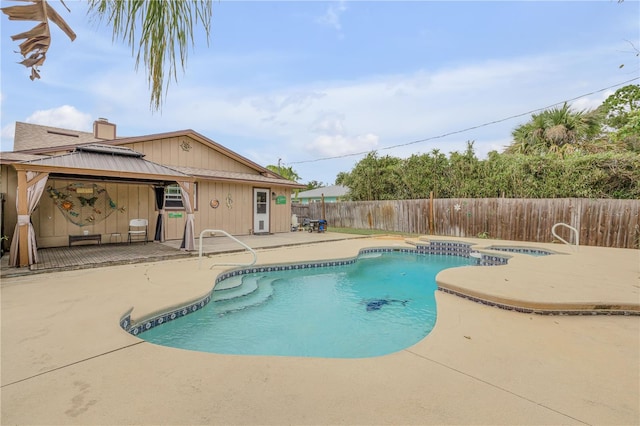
[226,192,233,209]
[180,140,192,151]
[276,195,286,205]
[210,199,220,209]
[47,183,124,227]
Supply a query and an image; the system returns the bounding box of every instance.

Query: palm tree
[505,103,602,156]
[2,0,212,110]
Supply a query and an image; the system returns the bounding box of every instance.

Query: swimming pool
[137,251,475,358]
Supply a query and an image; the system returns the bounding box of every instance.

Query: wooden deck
[1,232,364,278]
[1,243,189,278]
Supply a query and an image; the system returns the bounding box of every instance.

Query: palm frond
[88,0,212,111]
[1,0,76,80]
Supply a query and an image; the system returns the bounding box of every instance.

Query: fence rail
[292,198,640,249]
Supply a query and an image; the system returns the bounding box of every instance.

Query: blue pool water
[140,252,475,358]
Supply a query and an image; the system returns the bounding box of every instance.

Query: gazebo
[9,144,196,268]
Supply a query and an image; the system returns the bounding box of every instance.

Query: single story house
[0,120,305,267]
[292,185,349,205]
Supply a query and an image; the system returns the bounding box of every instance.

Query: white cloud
[26,105,93,131]
[317,1,347,32]
[251,91,327,116]
[0,123,15,151]
[131,45,627,173]
[310,112,347,135]
[309,133,379,157]
[570,91,612,112]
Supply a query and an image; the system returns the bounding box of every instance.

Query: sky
[1,1,639,185]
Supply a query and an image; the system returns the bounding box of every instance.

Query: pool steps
[213,274,260,301]
[213,275,243,291]
[212,276,276,315]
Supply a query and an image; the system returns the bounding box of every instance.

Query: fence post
[571,198,582,245]
[429,191,434,235]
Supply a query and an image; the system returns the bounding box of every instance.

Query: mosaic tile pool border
[438,287,640,316]
[412,240,510,266]
[121,244,490,336]
[486,246,554,256]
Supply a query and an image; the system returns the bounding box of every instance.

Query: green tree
[335,172,349,186]
[2,0,213,110]
[599,84,640,130]
[400,149,450,199]
[610,109,640,153]
[266,165,300,182]
[505,103,602,156]
[338,152,402,201]
[599,85,640,153]
[338,145,638,200]
[305,180,325,190]
[447,142,484,197]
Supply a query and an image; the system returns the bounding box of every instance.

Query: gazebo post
[17,170,29,267]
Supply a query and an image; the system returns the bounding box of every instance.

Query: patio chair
[128,219,148,244]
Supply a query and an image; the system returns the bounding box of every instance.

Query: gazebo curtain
[154,186,165,242]
[9,171,49,266]
[178,182,195,251]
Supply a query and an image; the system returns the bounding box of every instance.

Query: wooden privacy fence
[292,198,640,249]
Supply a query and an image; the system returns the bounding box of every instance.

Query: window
[164,183,198,210]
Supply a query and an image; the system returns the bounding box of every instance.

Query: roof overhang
[169,165,306,189]
[11,147,195,185]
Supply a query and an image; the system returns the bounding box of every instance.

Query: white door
[253,188,270,234]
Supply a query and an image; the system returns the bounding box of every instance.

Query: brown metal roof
[16,148,190,182]
[170,165,306,188]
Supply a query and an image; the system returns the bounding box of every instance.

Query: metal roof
[295,185,349,198]
[170,165,306,188]
[17,147,189,180]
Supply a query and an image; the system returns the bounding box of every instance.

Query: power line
[289,77,639,165]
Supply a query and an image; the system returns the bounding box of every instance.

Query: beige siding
[124,137,257,174]
[30,179,155,248]
[195,182,252,235]
[121,137,294,237]
[1,165,18,251]
[270,186,293,233]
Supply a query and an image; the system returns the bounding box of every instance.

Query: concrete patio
[1,233,639,425]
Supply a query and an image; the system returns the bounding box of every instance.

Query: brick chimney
[93,118,116,140]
